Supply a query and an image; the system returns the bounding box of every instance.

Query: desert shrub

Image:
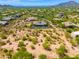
[8,30,14,34]
[0,34,7,39]
[30,36,37,44]
[23,36,27,41]
[66,28,73,33]
[59,23,65,28]
[30,45,35,50]
[25,23,32,28]
[3,49,8,53]
[6,50,13,59]
[62,55,79,59]
[3,49,13,59]
[12,47,33,59]
[57,45,67,58]
[51,20,62,25]
[65,32,70,38]
[75,36,79,44]
[18,41,25,47]
[39,54,47,59]
[70,39,77,46]
[43,41,51,50]
[43,36,52,50]
[45,36,53,44]
[0,41,6,46]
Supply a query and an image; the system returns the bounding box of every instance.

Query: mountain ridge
[54,1,79,8]
[0,1,79,8]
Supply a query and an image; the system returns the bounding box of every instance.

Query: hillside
[0,18,78,59]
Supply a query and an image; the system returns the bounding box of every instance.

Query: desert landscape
[0,1,79,59]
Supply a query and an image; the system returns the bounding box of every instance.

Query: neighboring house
[55,12,64,18]
[59,12,64,18]
[2,14,8,16]
[11,16,16,20]
[62,22,76,28]
[11,12,15,14]
[2,17,12,21]
[53,18,62,20]
[15,13,22,18]
[26,17,37,22]
[0,21,8,25]
[68,15,78,19]
[10,16,16,20]
[32,21,48,28]
[71,31,79,38]
[33,21,47,26]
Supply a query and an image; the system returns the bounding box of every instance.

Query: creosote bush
[43,41,51,50]
[12,47,33,59]
[0,34,7,39]
[39,54,47,59]
[57,45,67,58]
[18,41,25,47]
